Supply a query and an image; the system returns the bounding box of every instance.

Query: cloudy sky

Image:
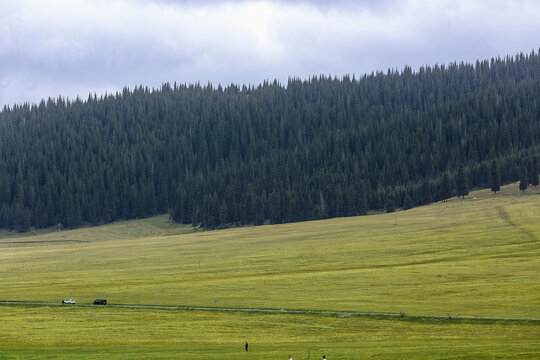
[1,0,539,107]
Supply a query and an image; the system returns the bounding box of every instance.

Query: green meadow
[0,183,539,358]
[0,304,538,359]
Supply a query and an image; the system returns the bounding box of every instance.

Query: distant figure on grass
[245,341,248,352]
[322,356,326,360]
[288,355,293,360]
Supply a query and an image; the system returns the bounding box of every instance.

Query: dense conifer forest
[1,51,539,232]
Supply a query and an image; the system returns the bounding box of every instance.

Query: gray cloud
[1,0,539,106]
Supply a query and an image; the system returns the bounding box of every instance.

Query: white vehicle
[62,299,76,304]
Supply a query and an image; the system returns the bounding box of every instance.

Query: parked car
[93,299,107,305]
[62,299,76,304]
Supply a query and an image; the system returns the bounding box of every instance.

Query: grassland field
[0,183,539,359]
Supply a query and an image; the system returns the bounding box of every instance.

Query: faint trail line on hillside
[495,206,538,242]
[1,301,539,322]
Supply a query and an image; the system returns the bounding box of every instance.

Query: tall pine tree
[519,164,528,192]
[421,181,432,205]
[440,172,452,202]
[456,165,469,198]
[529,157,539,189]
[490,160,501,194]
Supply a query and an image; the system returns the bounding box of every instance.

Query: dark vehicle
[93,299,107,305]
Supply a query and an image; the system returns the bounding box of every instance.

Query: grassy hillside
[1,183,538,317]
[0,183,539,358]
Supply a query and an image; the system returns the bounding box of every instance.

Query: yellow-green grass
[1,183,538,319]
[0,183,539,358]
[0,304,538,359]
[0,213,193,241]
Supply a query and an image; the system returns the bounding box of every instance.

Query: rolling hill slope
[0,184,539,359]
[1,183,538,318]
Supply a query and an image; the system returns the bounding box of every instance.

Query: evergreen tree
[519,164,528,192]
[403,193,413,210]
[358,182,368,215]
[440,172,452,202]
[171,187,184,223]
[268,190,281,224]
[490,160,501,194]
[318,190,328,218]
[191,203,200,228]
[201,195,210,229]
[385,193,395,213]
[211,193,220,229]
[254,195,264,226]
[335,185,343,217]
[245,185,255,224]
[33,201,48,228]
[456,165,469,198]
[60,192,75,229]
[14,202,31,232]
[21,207,31,233]
[347,186,357,216]
[421,181,432,205]
[529,157,539,189]
[219,199,228,226]
[239,194,248,226]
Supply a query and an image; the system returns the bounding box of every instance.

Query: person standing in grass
[245,341,248,352]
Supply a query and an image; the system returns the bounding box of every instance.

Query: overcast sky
[1,0,539,107]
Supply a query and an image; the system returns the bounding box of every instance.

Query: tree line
[0,50,539,232]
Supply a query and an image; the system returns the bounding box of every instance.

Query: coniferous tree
[440,172,452,202]
[421,181,432,205]
[245,185,255,224]
[456,165,469,198]
[211,193,220,229]
[385,193,395,213]
[261,189,268,220]
[347,186,357,217]
[529,157,539,189]
[191,203,200,229]
[33,201,48,228]
[0,203,10,228]
[102,193,112,224]
[318,190,328,218]
[519,164,528,192]
[403,193,413,210]
[239,194,248,226]
[254,195,264,226]
[358,182,368,215]
[14,202,31,232]
[219,199,228,226]
[60,192,75,229]
[21,207,32,232]
[73,201,82,228]
[201,195,210,229]
[171,187,184,223]
[490,160,501,194]
[268,190,281,224]
[335,185,343,217]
